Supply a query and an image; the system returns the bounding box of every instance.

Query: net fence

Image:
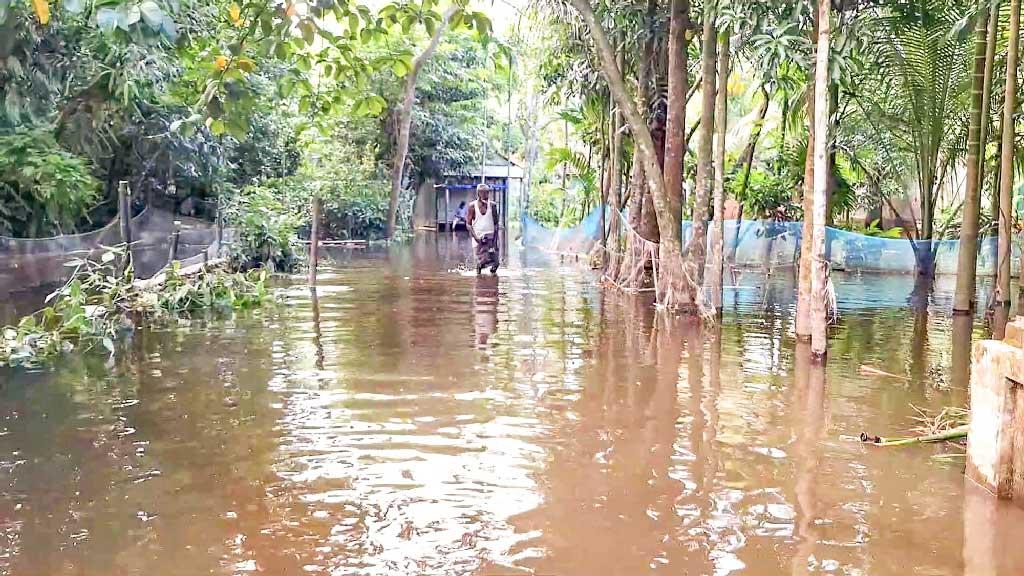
[0,208,224,294]
[523,205,1022,276]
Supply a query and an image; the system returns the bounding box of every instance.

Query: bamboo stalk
[860,425,968,447]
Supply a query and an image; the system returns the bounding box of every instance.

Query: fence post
[308,196,321,287]
[167,220,181,265]
[216,198,224,253]
[118,181,132,245]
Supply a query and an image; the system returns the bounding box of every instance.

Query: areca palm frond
[858,0,973,239]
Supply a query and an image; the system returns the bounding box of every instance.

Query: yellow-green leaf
[32,0,49,24]
[228,2,242,26]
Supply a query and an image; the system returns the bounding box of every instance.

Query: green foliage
[858,220,906,239]
[729,168,799,220]
[0,246,269,367]
[0,128,100,237]
[225,180,303,272]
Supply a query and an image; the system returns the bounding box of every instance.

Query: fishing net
[524,205,1023,276]
[0,208,224,293]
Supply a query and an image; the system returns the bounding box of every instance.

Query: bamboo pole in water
[309,196,321,287]
[996,0,1021,306]
[810,0,831,359]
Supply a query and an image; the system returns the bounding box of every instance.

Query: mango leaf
[161,17,177,40]
[64,0,84,15]
[472,13,491,35]
[391,59,408,77]
[96,6,120,32]
[228,2,241,25]
[31,0,49,25]
[119,3,141,28]
[299,20,315,44]
[210,119,225,135]
[367,95,386,115]
[139,0,163,29]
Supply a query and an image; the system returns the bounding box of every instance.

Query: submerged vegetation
[0,247,269,368]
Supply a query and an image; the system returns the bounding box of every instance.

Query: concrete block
[967,334,1024,502]
[1005,317,1024,348]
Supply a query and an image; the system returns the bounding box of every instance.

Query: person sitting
[453,201,468,229]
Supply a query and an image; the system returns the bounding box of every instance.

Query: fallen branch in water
[859,425,969,447]
[858,365,910,380]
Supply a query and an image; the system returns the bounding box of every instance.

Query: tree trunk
[687,5,717,289]
[569,0,693,308]
[710,34,730,312]
[953,7,991,314]
[385,7,456,239]
[729,87,769,262]
[996,0,1020,306]
[796,61,816,339]
[979,0,1001,198]
[665,0,690,221]
[810,0,831,359]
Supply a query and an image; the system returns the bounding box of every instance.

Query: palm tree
[953,3,993,314]
[996,0,1020,307]
[864,0,972,280]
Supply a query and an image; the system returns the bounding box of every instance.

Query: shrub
[225,180,304,271]
[0,128,101,237]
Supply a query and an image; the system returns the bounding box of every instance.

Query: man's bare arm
[467,204,479,241]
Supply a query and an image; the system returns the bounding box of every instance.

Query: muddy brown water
[2,235,1024,575]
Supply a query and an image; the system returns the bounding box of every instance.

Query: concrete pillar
[967,316,1024,502]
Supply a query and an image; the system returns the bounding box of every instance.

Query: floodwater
[2,234,1024,576]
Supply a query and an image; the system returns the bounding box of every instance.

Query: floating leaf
[31,0,49,25]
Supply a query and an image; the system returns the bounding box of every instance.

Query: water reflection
[1,242,1023,576]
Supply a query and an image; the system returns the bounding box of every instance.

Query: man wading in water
[467,183,500,275]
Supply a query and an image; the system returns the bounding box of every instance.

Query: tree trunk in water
[385,7,456,239]
[953,8,991,314]
[569,0,694,309]
[665,0,690,221]
[687,6,717,291]
[979,0,1001,199]
[810,0,831,359]
[710,34,730,312]
[796,73,816,338]
[996,0,1020,306]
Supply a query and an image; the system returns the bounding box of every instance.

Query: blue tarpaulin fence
[522,206,1021,276]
